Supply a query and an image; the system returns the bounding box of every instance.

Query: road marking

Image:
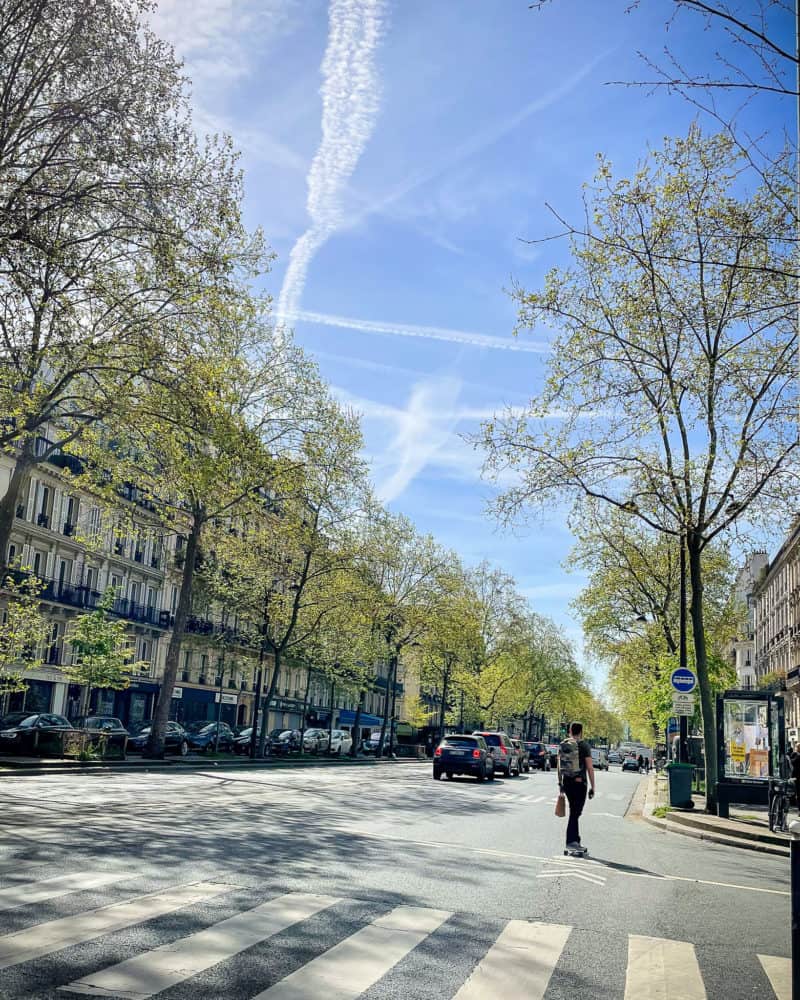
[332,828,789,896]
[0,872,125,912]
[0,881,231,970]
[624,935,705,999]
[758,954,791,1000]
[251,904,451,999]
[61,892,341,999]
[537,871,606,885]
[453,919,571,999]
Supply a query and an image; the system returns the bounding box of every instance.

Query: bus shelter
[715,689,785,818]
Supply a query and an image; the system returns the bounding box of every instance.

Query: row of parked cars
[0,713,357,759]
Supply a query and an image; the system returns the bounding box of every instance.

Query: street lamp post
[213,644,225,755]
[249,588,269,760]
[678,526,689,765]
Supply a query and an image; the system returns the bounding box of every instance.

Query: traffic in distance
[431,730,651,783]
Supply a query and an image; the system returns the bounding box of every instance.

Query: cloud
[277,0,387,321]
[149,0,298,87]
[287,308,551,353]
[375,376,463,504]
[350,54,611,227]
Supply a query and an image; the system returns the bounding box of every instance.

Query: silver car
[328,729,353,756]
[303,728,330,753]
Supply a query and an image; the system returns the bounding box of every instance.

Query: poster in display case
[718,692,783,783]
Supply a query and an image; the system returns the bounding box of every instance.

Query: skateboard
[564,847,588,858]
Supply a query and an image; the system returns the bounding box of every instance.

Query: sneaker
[566,841,586,853]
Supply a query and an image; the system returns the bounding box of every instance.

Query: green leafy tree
[0,571,49,703]
[479,129,797,812]
[63,590,147,716]
[0,0,264,566]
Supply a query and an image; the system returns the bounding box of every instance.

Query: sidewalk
[641,771,791,857]
[0,753,422,777]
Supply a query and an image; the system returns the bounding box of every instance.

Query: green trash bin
[666,762,694,807]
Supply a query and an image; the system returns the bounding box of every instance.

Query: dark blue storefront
[170,687,238,727]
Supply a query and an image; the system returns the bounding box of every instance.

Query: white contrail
[277,0,386,321]
[284,308,553,353]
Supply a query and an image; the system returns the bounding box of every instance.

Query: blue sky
[150,1,792,686]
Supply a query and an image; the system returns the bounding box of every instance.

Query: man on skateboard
[557,721,595,855]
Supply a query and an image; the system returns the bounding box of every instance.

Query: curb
[0,756,426,777]
[641,772,790,857]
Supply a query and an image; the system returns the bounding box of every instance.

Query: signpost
[671,668,696,761]
[672,692,695,716]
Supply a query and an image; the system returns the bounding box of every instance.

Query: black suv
[434,734,495,782]
[524,741,551,770]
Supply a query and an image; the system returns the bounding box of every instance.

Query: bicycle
[768,777,793,833]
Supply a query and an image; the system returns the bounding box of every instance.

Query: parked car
[546,744,560,768]
[268,729,302,755]
[512,738,530,773]
[591,747,609,771]
[361,730,390,755]
[608,750,623,765]
[0,713,73,755]
[185,721,236,752]
[472,731,520,777]
[302,728,331,753]
[434,734,495,782]
[233,727,253,754]
[74,716,129,758]
[127,720,190,756]
[622,754,641,772]
[525,741,551,770]
[328,729,353,756]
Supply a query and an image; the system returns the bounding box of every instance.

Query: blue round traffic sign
[671,667,696,693]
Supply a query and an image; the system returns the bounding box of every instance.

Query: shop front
[716,689,785,817]
[170,686,242,727]
[7,678,55,714]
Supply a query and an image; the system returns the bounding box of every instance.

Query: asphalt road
[0,762,791,999]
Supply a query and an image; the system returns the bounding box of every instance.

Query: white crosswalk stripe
[453,919,571,999]
[61,892,341,999]
[0,872,124,911]
[0,880,231,970]
[624,935,705,999]
[0,868,789,999]
[759,955,791,1000]
[251,904,452,999]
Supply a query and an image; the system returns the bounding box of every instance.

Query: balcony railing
[36,513,49,528]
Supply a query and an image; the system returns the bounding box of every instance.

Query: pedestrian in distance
[557,722,596,856]
[637,753,644,773]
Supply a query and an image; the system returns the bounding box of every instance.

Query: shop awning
[337,710,383,728]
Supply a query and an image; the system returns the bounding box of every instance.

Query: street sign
[672,692,695,716]
[671,667,697,693]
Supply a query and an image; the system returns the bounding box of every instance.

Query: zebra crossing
[0,866,791,999]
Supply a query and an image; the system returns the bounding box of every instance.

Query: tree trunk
[350,688,365,757]
[0,442,36,569]
[377,652,396,758]
[688,537,718,815]
[80,684,92,718]
[257,647,280,757]
[438,666,450,741]
[147,516,201,757]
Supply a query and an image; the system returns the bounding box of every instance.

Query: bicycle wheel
[769,792,781,832]
[778,795,788,833]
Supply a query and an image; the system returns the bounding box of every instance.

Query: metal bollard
[789,819,800,999]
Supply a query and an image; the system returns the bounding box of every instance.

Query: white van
[591,747,609,770]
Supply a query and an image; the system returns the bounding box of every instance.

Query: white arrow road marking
[758,955,791,1000]
[537,871,607,886]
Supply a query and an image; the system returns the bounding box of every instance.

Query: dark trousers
[563,777,587,845]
